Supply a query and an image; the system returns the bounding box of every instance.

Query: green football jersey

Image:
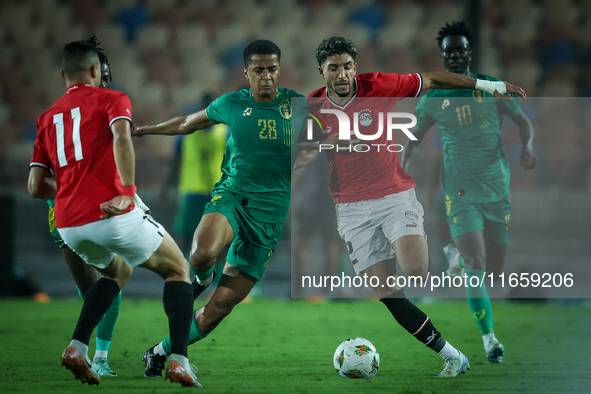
[414,73,521,203]
[206,87,305,223]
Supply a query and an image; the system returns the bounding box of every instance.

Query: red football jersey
[308,72,422,203]
[31,83,133,228]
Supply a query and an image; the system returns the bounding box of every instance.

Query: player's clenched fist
[520,148,537,171]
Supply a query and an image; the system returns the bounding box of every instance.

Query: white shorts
[58,207,165,269]
[335,188,426,274]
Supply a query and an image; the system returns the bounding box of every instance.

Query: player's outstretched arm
[101,118,135,219]
[506,109,537,171]
[401,126,430,172]
[27,166,57,200]
[132,109,216,137]
[293,148,319,171]
[421,72,527,98]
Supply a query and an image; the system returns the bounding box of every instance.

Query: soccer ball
[333,337,380,379]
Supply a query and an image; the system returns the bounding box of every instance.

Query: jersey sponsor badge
[442,99,450,109]
[243,108,252,116]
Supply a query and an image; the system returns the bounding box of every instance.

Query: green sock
[193,267,214,282]
[76,286,84,301]
[76,287,121,357]
[465,269,494,335]
[162,310,208,354]
[96,292,122,348]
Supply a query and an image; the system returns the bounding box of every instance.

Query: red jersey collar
[66,83,92,94]
[324,77,359,109]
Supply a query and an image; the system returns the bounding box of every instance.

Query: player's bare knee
[99,256,132,285]
[120,262,133,281]
[190,247,218,271]
[375,283,401,299]
[171,260,190,279]
[463,255,485,270]
[160,256,190,281]
[405,264,428,280]
[489,266,503,278]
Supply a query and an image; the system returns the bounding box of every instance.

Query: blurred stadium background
[0,0,589,298]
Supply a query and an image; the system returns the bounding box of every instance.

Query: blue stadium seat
[540,40,577,68]
[348,3,385,40]
[114,3,150,42]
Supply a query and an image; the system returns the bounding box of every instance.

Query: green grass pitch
[1,298,589,393]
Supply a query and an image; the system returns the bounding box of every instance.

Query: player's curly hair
[85,36,109,65]
[85,35,111,83]
[243,39,281,67]
[436,21,474,49]
[316,36,357,66]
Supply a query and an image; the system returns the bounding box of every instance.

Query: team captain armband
[475,79,507,96]
[121,185,137,197]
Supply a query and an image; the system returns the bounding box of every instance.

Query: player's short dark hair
[315,36,357,66]
[436,21,474,49]
[61,40,99,76]
[243,39,281,67]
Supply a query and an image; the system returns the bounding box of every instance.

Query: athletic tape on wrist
[475,79,507,95]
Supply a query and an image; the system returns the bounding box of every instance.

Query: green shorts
[173,194,210,236]
[48,205,66,249]
[445,194,511,244]
[203,192,283,281]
